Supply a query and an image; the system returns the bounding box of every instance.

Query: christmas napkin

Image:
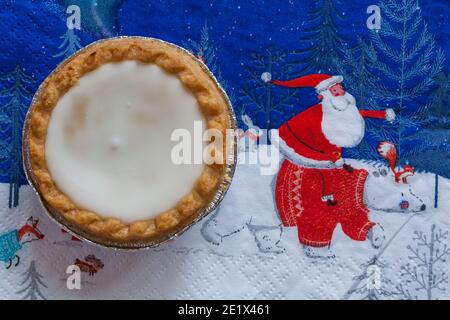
[0,0,449,300]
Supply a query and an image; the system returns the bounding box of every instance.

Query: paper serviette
[1,150,449,299]
[1,0,449,300]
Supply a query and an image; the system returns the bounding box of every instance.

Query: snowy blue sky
[117,0,450,93]
[0,0,448,94]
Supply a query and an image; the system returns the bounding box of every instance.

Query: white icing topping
[45,61,205,223]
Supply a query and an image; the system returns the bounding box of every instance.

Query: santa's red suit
[276,159,374,247]
[278,104,391,166]
[272,74,394,247]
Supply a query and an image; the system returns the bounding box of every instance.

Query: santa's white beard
[321,92,365,148]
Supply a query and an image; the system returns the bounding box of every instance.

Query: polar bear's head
[364,167,426,213]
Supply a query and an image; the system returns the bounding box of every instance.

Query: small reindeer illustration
[378,141,415,184]
[74,254,104,276]
[0,217,45,269]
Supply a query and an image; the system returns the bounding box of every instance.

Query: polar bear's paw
[367,224,385,249]
[249,225,285,254]
[303,246,335,259]
[200,218,225,246]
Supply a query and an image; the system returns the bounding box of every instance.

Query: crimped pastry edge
[25,37,233,243]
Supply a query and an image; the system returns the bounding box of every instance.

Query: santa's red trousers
[275,159,375,247]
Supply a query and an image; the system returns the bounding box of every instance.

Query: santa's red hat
[271,74,343,92]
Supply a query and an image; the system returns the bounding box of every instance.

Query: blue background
[0,0,449,205]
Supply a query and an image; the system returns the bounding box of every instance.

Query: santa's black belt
[285,121,325,155]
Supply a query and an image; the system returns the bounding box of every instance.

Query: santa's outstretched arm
[359,108,396,122]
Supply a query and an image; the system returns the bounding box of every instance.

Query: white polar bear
[201,148,284,253]
[201,145,426,255]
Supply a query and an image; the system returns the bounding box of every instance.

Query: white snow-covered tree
[370,0,445,162]
[16,261,48,300]
[183,21,233,102]
[396,225,450,300]
[53,28,82,59]
[348,256,397,300]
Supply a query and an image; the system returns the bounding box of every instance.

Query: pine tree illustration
[348,256,397,300]
[0,66,34,207]
[336,37,382,160]
[239,47,300,130]
[183,21,234,102]
[16,261,48,300]
[405,72,450,208]
[53,28,82,59]
[370,0,444,163]
[396,225,450,300]
[293,0,345,74]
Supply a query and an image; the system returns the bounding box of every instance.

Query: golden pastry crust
[26,37,233,243]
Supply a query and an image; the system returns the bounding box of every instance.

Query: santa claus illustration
[271,74,395,257]
[273,74,395,202]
